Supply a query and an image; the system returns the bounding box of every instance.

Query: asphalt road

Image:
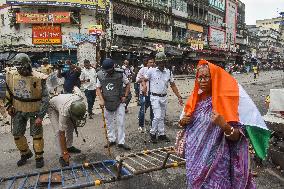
[0,70,284,189]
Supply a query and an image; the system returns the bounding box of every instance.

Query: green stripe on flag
[246,126,271,160]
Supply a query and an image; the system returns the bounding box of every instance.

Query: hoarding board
[16,12,70,24]
[6,0,109,10]
[209,27,226,50]
[32,25,62,45]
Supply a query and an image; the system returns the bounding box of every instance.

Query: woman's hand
[179,115,191,127]
[211,110,227,128]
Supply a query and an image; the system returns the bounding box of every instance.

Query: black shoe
[89,114,93,119]
[67,146,81,154]
[117,144,131,150]
[104,141,116,148]
[59,157,69,167]
[158,135,171,142]
[17,151,33,167]
[35,157,44,168]
[150,134,157,144]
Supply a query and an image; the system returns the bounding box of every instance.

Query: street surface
[0,70,284,188]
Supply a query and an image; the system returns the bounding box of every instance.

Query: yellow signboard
[33,38,61,44]
[7,0,109,9]
[187,23,204,33]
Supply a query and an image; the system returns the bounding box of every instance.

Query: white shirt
[80,67,97,90]
[136,67,150,95]
[145,67,174,95]
[96,72,129,88]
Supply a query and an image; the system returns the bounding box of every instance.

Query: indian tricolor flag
[184,60,271,160]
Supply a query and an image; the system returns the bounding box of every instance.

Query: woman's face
[196,65,212,94]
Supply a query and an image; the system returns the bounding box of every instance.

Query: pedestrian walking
[48,87,86,167]
[136,57,155,132]
[80,59,97,119]
[179,59,270,188]
[252,65,258,80]
[57,59,81,94]
[5,53,49,168]
[96,58,131,150]
[142,52,183,143]
[122,59,133,113]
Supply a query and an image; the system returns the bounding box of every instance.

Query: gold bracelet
[224,127,234,137]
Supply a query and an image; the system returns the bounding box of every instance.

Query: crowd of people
[0,52,272,188]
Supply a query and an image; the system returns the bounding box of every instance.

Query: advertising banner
[89,25,103,35]
[16,12,70,24]
[6,0,109,10]
[209,27,226,50]
[32,25,62,45]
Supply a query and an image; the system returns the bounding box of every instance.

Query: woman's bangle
[224,127,234,137]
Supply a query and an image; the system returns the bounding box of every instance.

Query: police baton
[100,105,111,156]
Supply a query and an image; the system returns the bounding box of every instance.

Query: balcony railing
[113,24,143,38]
[144,28,172,41]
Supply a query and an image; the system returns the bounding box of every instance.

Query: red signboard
[17,12,70,24]
[32,25,62,45]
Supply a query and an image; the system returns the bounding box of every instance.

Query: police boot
[150,134,157,144]
[36,157,44,168]
[33,134,44,168]
[14,136,33,166]
[17,151,33,167]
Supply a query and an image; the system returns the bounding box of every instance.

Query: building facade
[0,1,108,65]
[0,0,245,67]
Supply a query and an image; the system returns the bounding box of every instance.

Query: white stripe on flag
[238,84,268,130]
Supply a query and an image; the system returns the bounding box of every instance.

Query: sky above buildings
[242,0,284,24]
[0,0,284,25]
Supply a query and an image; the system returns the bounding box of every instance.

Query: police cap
[102,58,114,71]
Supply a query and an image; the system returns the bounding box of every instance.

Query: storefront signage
[174,20,187,29]
[209,27,225,50]
[62,33,96,48]
[89,25,103,35]
[187,40,204,50]
[16,12,70,24]
[209,0,225,11]
[187,23,203,33]
[32,25,62,45]
[7,0,109,10]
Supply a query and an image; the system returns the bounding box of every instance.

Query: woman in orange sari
[179,60,257,188]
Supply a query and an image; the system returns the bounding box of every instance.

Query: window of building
[38,8,48,13]
[1,14,4,26]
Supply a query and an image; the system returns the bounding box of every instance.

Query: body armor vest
[6,68,47,112]
[97,69,123,111]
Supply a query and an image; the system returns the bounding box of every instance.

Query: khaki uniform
[5,67,49,159]
[40,64,53,75]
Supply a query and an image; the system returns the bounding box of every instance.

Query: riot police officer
[5,53,49,168]
[96,58,131,150]
[48,87,86,167]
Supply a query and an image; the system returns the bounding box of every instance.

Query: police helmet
[102,58,114,71]
[13,53,31,66]
[155,52,167,62]
[70,101,86,120]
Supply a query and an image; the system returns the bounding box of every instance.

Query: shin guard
[33,134,44,159]
[14,136,30,155]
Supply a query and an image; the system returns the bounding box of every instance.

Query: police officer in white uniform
[96,58,131,150]
[48,87,86,167]
[142,52,183,143]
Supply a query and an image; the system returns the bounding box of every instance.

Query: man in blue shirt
[57,59,81,93]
